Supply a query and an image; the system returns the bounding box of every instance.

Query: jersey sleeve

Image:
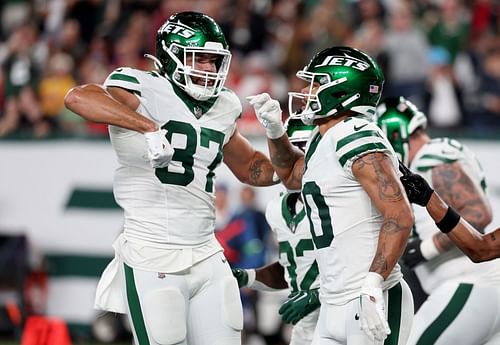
[220,88,243,144]
[335,118,395,176]
[411,138,460,173]
[104,67,143,96]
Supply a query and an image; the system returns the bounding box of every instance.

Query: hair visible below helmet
[285,117,315,152]
[376,96,427,165]
[154,11,231,100]
[289,46,384,125]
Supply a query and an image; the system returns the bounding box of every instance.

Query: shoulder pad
[104,67,143,95]
[412,138,460,172]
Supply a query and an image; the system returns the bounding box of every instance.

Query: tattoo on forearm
[354,153,403,202]
[270,139,300,169]
[370,247,389,275]
[381,218,406,234]
[250,159,266,185]
[433,163,489,230]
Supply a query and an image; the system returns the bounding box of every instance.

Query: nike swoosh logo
[354,124,368,131]
[355,313,360,320]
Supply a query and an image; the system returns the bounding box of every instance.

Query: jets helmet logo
[315,54,370,71]
[160,22,195,39]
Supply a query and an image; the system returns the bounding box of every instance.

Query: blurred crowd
[1,0,500,138]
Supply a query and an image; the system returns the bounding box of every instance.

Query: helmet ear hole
[331,91,347,99]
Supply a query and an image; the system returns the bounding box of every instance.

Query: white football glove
[144,129,174,168]
[358,272,391,342]
[247,93,285,139]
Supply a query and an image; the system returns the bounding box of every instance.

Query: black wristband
[435,207,461,233]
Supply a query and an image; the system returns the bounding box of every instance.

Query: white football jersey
[265,192,320,293]
[301,116,403,305]
[104,67,241,247]
[411,138,500,292]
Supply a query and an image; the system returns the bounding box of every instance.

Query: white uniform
[302,116,414,345]
[94,67,244,345]
[408,138,500,345]
[266,192,320,345]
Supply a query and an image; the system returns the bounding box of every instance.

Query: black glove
[278,289,320,324]
[401,237,427,269]
[399,161,434,206]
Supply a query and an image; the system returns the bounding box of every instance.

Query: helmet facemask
[288,46,384,125]
[164,41,231,101]
[288,71,355,125]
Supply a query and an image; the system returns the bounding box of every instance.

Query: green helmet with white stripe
[289,46,384,125]
[153,11,231,101]
[376,96,427,165]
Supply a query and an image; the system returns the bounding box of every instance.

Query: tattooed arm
[424,191,500,262]
[430,162,493,252]
[353,152,414,279]
[266,135,305,190]
[223,128,278,186]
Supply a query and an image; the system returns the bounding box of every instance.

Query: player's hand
[144,129,174,168]
[278,289,320,324]
[399,161,434,206]
[231,268,249,288]
[247,93,285,139]
[358,273,391,342]
[401,237,426,269]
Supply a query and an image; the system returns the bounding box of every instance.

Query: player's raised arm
[247,93,305,190]
[400,163,500,262]
[64,84,157,133]
[223,127,277,186]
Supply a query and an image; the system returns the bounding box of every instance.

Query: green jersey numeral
[279,239,318,292]
[302,181,334,249]
[155,120,224,193]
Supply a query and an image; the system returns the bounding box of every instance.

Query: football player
[248,46,415,344]
[233,117,320,345]
[377,97,500,345]
[64,12,277,345]
[399,162,500,262]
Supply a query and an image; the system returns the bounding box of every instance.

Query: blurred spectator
[0,24,48,137]
[215,183,232,231]
[383,1,430,107]
[305,0,352,62]
[351,0,386,28]
[425,46,462,127]
[38,52,77,133]
[427,0,470,63]
[474,47,500,128]
[236,51,288,135]
[350,18,389,77]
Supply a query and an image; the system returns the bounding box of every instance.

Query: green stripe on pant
[416,283,473,345]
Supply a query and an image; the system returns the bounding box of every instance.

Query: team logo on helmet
[314,54,370,71]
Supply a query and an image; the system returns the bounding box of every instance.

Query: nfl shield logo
[369,85,379,93]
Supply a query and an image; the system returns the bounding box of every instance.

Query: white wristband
[265,123,286,140]
[245,269,256,287]
[420,238,440,260]
[245,269,281,292]
[364,272,384,288]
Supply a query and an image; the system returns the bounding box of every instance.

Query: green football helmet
[153,11,231,100]
[288,46,384,124]
[376,96,427,165]
[285,117,315,152]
